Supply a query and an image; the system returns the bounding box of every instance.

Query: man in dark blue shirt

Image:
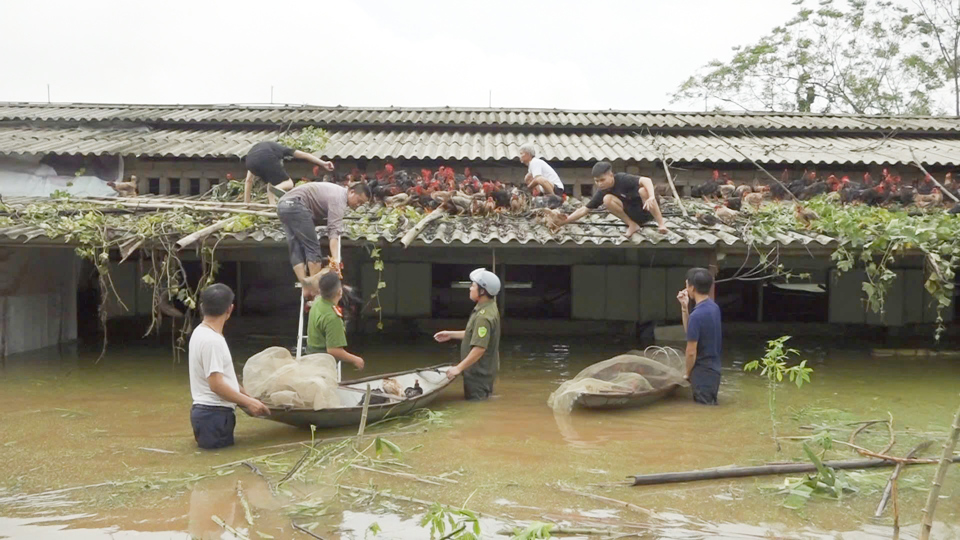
[677,267,722,405]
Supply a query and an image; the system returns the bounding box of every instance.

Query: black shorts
[190,404,236,449]
[277,199,324,267]
[624,199,654,225]
[689,365,720,405]
[245,153,290,185]
[463,376,494,401]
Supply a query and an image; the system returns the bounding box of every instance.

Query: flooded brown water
[1,333,959,539]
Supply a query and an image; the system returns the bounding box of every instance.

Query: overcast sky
[0,0,800,111]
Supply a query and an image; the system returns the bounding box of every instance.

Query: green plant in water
[419,503,481,540]
[511,522,554,539]
[778,443,856,510]
[744,336,813,452]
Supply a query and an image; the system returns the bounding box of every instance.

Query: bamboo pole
[89,196,278,210]
[355,384,372,448]
[631,456,960,486]
[401,209,445,248]
[659,158,687,217]
[176,216,241,249]
[919,399,960,540]
[911,150,960,203]
[80,198,277,218]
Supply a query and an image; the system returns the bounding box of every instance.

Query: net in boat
[547,347,688,413]
[242,347,341,410]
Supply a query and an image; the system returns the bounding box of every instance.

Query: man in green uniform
[306,272,364,371]
[433,268,501,400]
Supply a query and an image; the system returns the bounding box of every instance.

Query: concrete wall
[828,267,954,326]
[0,247,78,355]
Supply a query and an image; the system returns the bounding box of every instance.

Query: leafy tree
[673,0,943,114]
[912,0,960,115]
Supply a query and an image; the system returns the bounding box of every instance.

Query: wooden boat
[242,364,454,429]
[573,383,680,410]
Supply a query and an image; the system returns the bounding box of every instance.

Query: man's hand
[677,289,689,309]
[446,365,462,380]
[434,331,453,343]
[329,259,343,278]
[322,160,335,172]
[643,197,656,211]
[352,357,365,370]
[246,398,271,417]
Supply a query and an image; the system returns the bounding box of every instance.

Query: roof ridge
[1,101,957,120]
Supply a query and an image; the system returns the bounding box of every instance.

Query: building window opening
[431,264,570,319]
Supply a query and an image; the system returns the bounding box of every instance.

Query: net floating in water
[242,347,341,410]
[547,347,689,413]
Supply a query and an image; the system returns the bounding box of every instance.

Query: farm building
[0,102,958,355]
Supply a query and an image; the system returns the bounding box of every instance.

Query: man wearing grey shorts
[277,182,371,298]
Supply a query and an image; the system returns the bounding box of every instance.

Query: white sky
[0,0,799,111]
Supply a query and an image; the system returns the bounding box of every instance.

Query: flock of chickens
[688,168,959,229]
[104,164,960,233]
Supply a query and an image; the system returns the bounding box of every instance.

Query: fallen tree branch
[630,456,960,486]
[876,441,933,517]
[291,520,326,539]
[401,209,445,248]
[552,483,659,519]
[176,216,241,249]
[349,464,451,486]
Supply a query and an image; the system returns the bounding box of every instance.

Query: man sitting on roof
[277,181,371,298]
[559,161,668,236]
[519,143,565,196]
[243,141,335,205]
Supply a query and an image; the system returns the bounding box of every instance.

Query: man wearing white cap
[434,268,502,400]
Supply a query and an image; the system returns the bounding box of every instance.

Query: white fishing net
[547,347,688,413]
[242,347,341,410]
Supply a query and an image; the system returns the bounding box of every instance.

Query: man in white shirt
[519,143,565,196]
[189,284,269,449]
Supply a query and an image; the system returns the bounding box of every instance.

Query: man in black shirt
[560,162,668,236]
[243,141,334,205]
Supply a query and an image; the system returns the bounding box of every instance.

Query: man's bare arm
[563,206,590,225]
[684,341,697,378]
[208,373,270,415]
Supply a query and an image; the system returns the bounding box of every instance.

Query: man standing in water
[189,284,270,449]
[243,140,335,205]
[677,268,722,405]
[559,161,668,236]
[433,269,502,400]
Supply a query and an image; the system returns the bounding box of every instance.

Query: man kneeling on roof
[277,181,371,298]
[433,269,502,401]
[307,272,365,371]
[519,143,565,196]
[559,161,668,236]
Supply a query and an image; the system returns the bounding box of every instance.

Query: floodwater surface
[1,332,959,539]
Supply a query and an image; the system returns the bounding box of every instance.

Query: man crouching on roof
[558,161,668,236]
[433,269,502,401]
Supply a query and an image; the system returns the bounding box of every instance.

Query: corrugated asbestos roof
[2,102,960,133]
[2,125,959,165]
[0,196,834,250]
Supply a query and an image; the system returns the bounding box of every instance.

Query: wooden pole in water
[631,456,960,486]
[919,398,960,540]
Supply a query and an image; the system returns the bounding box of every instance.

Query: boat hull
[573,383,679,410]
[242,364,453,429]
